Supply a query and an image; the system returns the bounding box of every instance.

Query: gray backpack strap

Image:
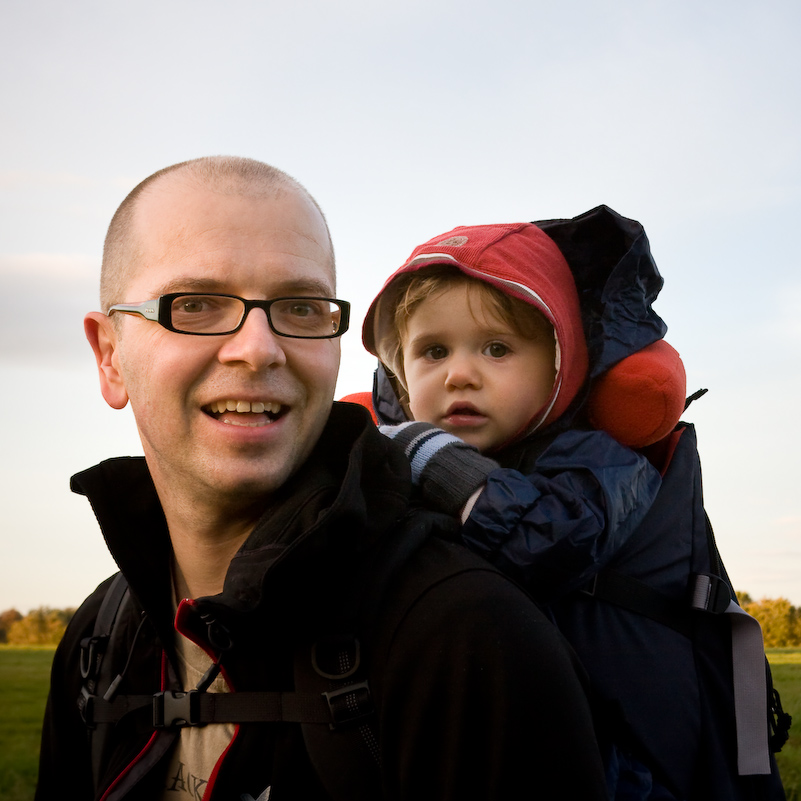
[709,597,771,775]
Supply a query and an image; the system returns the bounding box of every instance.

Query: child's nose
[445,354,481,389]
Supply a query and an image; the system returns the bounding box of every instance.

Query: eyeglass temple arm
[108,300,160,321]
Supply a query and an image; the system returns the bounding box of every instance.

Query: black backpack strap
[581,569,693,636]
[79,573,130,698]
[294,636,382,801]
[77,572,131,791]
[295,510,447,801]
[581,566,732,632]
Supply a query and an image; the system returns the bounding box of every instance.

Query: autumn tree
[7,607,75,646]
[0,608,23,643]
[741,596,799,647]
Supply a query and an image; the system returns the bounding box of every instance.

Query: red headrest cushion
[587,339,686,449]
[339,391,379,425]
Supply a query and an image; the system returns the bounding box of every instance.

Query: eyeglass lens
[170,295,343,337]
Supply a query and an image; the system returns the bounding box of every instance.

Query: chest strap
[83,681,374,731]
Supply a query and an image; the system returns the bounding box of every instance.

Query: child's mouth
[451,406,480,416]
[446,403,482,418]
[444,405,487,427]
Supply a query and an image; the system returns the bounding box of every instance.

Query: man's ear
[84,312,130,410]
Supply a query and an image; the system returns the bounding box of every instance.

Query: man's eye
[486,343,509,358]
[174,296,225,315]
[288,301,322,317]
[180,299,210,314]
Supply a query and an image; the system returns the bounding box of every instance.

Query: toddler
[363,219,661,600]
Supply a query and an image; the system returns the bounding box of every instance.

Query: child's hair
[377,265,555,392]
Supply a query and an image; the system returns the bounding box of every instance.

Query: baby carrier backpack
[343,204,791,800]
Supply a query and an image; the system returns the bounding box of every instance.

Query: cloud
[774,515,801,526]
[0,252,97,278]
[0,253,99,363]
[0,170,136,195]
[769,286,801,344]
[0,171,98,192]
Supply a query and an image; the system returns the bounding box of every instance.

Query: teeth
[221,417,274,428]
[208,400,280,414]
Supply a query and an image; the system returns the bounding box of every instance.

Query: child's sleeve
[462,428,661,601]
[379,422,499,516]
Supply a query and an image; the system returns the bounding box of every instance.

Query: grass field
[771,649,801,800]
[0,647,54,801]
[2,646,800,799]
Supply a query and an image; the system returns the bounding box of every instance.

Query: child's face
[401,283,556,453]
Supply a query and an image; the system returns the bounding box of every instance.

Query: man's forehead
[136,173,323,237]
[129,175,335,289]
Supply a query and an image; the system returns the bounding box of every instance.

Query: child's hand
[379,422,498,516]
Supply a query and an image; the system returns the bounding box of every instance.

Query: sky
[1,0,799,613]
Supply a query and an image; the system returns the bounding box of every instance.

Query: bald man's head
[100,156,334,312]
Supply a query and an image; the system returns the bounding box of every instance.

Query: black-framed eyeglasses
[108,293,351,339]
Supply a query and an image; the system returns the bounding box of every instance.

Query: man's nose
[217,307,287,369]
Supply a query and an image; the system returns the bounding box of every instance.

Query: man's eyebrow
[154,277,227,295]
[152,277,336,297]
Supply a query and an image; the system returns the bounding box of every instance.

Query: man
[36,156,607,800]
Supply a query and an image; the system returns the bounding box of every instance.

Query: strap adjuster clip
[153,690,203,728]
[323,681,373,730]
[78,686,96,728]
[690,573,731,614]
[79,634,109,680]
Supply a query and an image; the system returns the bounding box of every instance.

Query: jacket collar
[71,402,412,641]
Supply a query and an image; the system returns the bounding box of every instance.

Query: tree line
[736,593,800,648]
[0,606,76,646]
[1,594,799,647]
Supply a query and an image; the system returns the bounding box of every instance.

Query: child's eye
[485,342,509,358]
[423,344,448,360]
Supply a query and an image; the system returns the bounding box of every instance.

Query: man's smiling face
[91,176,341,512]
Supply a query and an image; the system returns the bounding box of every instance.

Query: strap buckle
[323,681,373,730]
[690,573,731,614]
[153,690,203,728]
[78,686,96,728]
[79,634,108,681]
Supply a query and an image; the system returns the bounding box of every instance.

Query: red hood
[363,222,588,439]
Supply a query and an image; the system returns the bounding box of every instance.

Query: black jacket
[37,402,607,801]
